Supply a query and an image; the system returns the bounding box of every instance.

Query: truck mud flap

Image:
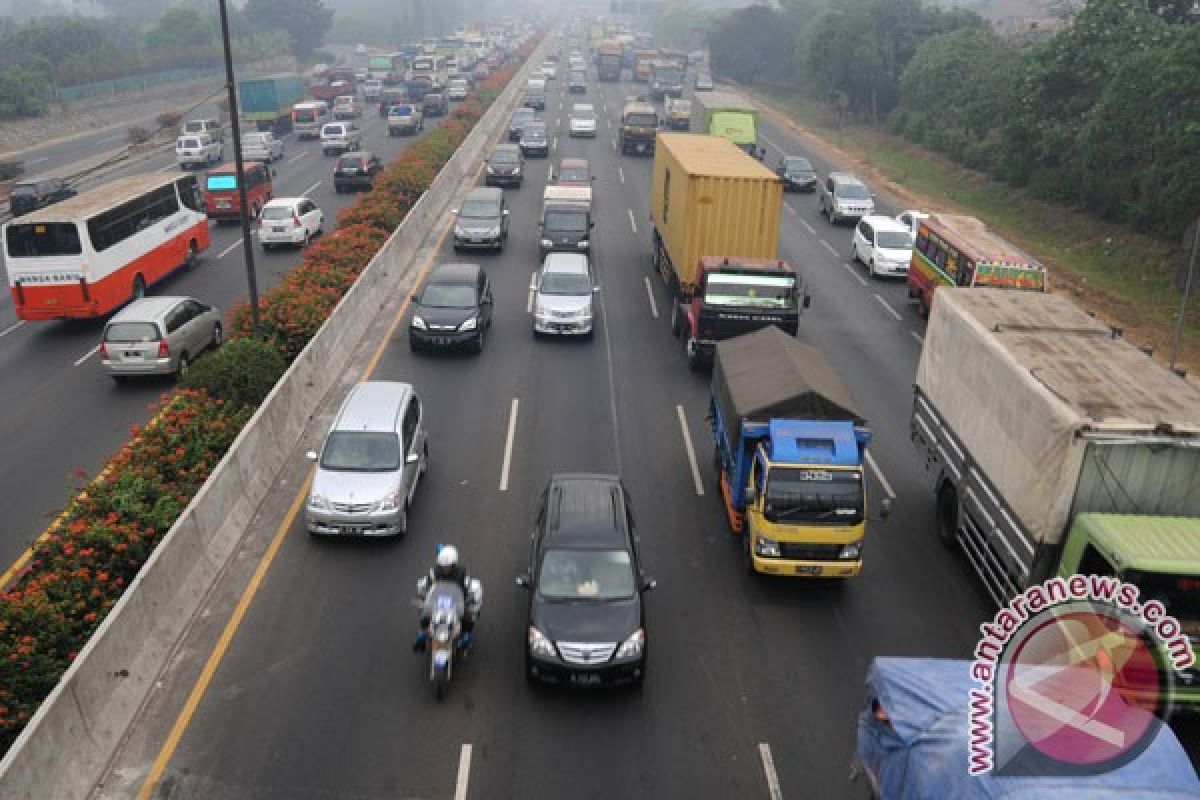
[719,471,745,535]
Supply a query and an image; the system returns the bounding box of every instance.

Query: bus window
[5,223,82,258]
[88,185,179,251]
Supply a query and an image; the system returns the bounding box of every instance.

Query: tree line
[702,0,1200,238]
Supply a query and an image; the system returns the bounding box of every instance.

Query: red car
[203,161,273,222]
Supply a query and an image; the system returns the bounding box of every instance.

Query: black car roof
[543,474,629,549]
[428,262,483,284]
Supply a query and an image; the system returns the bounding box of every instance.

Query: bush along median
[0,41,535,755]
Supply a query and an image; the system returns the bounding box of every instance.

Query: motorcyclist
[413,545,478,652]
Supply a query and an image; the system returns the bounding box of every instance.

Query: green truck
[691,89,759,156]
[238,74,305,134]
[912,288,1200,705]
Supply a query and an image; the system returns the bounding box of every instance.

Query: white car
[258,197,324,251]
[446,78,469,101]
[240,131,284,162]
[568,103,597,138]
[320,122,361,156]
[362,79,383,100]
[852,214,914,279]
[895,209,930,237]
[532,253,597,338]
[175,133,223,168]
[541,62,557,79]
[332,95,360,120]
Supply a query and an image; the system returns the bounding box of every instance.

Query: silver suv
[818,172,875,225]
[306,381,428,537]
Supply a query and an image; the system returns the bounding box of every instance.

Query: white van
[291,101,331,140]
[175,133,223,168]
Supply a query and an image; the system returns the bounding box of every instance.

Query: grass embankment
[753,87,1198,373]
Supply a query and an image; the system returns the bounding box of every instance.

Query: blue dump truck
[238,74,306,134]
[711,326,887,578]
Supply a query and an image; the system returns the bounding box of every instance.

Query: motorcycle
[417,578,483,701]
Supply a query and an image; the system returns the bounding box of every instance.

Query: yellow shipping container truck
[650,133,808,369]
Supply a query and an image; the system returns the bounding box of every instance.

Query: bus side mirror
[803,293,812,309]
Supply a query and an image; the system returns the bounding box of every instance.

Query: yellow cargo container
[650,133,782,295]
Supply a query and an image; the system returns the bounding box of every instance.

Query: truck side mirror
[880,497,893,520]
[516,574,531,589]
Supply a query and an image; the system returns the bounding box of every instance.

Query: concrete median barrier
[0,38,547,800]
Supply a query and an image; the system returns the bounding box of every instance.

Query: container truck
[238,74,305,134]
[692,90,759,155]
[912,288,1200,703]
[309,68,357,103]
[596,40,622,82]
[651,133,808,369]
[712,326,885,578]
[633,49,659,82]
[649,59,685,100]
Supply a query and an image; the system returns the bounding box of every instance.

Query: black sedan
[409,263,494,354]
[777,155,818,192]
[519,122,549,158]
[518,474,655,688]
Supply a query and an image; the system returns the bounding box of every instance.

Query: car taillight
[157,339,169,358]
[293,212,302,227]
[98,341,108,359]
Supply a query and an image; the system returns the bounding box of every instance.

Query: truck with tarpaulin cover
[711,326,883,578]
[596,40,622,81]
[633,49,659,82]
[238,74,305,134]
[912,288,1200,704]
[692,90,759,156]
[649,59,685,100]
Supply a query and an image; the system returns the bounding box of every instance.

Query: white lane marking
[783,203,797,216]
[643,276,659,319]
[552,136,557,152]
[627,209,638,234]
[676,405,705,497]
[301,180,321,196]
[911,330,924,344]
[800,219,816,235]
[607,118,612,129]
[455,744,472,800]
[157,162,178,172]
[25,157,48,165]
[96,134,123,145]
[841,264,867,286]
[611,137,617,151]
[527,271,536,314]
[865,450,897,500]
[286,151,309,165]
[618,166,625,184]
[759,134,783,155]
[600,287,624,474]
[819,239,839,257]
[74,344,100,367]
[499,398,519,492]
[0,320,26,338]
[758,742,783,800]
[217,238,244,259]
[874,293,902,321]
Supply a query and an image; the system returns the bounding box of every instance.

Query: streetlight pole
[217,0,262,337]
[1169,216,1199,373]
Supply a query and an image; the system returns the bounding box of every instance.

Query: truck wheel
[670,302,682,337]
[685,338,703,371]
[936,484,959,548]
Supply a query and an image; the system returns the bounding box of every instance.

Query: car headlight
[755,536,780,558]
[486,165,495,173]
[308,492,328,510]
[454,226,466,237]
[459,316,478,332]
[512,166,520,174]
[540,238,553,248]
[528,626,556,657]
[411,315,427,330]
[487,226,501,237]
[616,629,644,659]
[577,240,589,248]
[377,490,402,512]
[839,541,864,560]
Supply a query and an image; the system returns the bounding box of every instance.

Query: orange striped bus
[4,173,210,320]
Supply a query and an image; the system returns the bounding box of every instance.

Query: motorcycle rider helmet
[436,545,459,580]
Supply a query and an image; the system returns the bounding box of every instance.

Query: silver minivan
[306,381,428,537]
[100,296,223,382]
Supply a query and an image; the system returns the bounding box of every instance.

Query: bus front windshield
[703,273,794,309]
[763,467,864,525]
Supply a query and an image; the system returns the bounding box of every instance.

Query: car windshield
[392,105,413,115]
[180,138,199,148]
[104,321,159,342]
[784,158,812,172]
[836,183,870,199]
[764,467,864,525]
[626,113,656,127]
[420,282,477,308]
[261,206,296,221]
[537,549,635,600]
[703,273,794,309]
[512,110,533,123]
[294,109,316,122]
[1121,571,1200,625]
[544,210,587,231]
[558,167,588,183]
[524,125,546,138]
[320,431,401,472]
[338,158,366,170]
[242,135,265,145]
[460,199,497,218]
[540,271,591,295]
[491,150,518,164]
[11,185,36,196]
[876,231,913,250]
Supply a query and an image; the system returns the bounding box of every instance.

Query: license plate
[124,351,140,358]
[795,565,823,576]
[216,200,231,208]
[273,226,287,233]
[556,325,572,332]
[471,238,483,243]
[636,144,645,152]
[569,672,601,686]
[338,526,362,535]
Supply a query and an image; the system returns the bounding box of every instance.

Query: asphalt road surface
[96,62,1015,799]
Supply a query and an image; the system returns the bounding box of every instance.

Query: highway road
[0,91,467,570]
[97,55,1005,799]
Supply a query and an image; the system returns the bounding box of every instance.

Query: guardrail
[0,38,546,800]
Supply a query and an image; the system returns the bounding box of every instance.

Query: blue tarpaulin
[856,657,1200,799]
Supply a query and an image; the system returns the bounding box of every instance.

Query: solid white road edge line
[874,293,902,321]
[627,209,638,234]
[0,320,25,338]
[74,344,100,367]
[758,742,784,800]
[911,330,924,344]
[865,450,897,500]
[820,239,839,257]
[759,134,783,154]
[455,743,472,800]
[286,151,309,165]
[800,219,817,235]
[301,180,322,197]
[499,398,519,492]
[783,202,797,216]
[217,239,244,259]
[643,276,658,319]
[676,405,705,497]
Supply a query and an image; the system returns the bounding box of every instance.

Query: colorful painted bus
[3,173,211,321]
[906,213,1047,317]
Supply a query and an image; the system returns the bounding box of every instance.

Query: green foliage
[707,5,796,85]
[0,159,23,180]
[144,8,217,52]
[0,66,48,118]
[180,337,288,411]
[244,0,334,60]
[653,0,713,50]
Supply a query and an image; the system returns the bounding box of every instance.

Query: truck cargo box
[239,74,306,119]
[650,134,781,294]
[915,289,1200,548]
[714,326,865,447]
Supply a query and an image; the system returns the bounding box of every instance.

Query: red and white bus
[3,173,210,321]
